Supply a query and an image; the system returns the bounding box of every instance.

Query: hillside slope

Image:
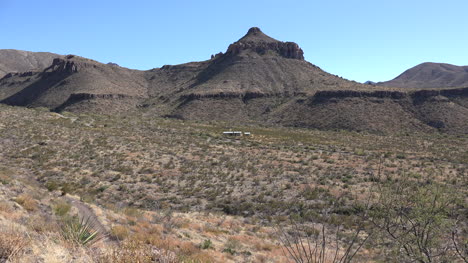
[0,49,62,78]
[378,62,468,88]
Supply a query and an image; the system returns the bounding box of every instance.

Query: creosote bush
[370,174,465,263]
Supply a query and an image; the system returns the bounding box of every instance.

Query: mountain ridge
[0,28,467,134]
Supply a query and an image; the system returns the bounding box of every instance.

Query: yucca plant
[277,222,370,263]
[61,216,101,246]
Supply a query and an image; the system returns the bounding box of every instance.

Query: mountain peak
[238,27,278,43]
[247,27,262,34]
[226,27,304,60]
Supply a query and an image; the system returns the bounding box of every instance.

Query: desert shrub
[223,238,242,255]
[110,225,130,240]
[396,153,406,159]
[370,175,464,262]
[45,180,59,191]
[53,200,71,217]
[199,239,213,250]
[123,206,142,218]
[60,182,76,195]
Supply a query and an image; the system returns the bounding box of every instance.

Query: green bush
[53,201,71,217]
[45,180,59,191]
[223,238,241,255]
[370,176,463,262]
[199,239,213,250]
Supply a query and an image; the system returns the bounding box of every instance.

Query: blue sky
[1,0,467,82]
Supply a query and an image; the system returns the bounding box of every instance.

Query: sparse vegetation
[61,216,101,246]
[277,223,369,263]
[0,228,30,262]
[0,104,466,262]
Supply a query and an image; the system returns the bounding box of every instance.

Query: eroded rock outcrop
[47,56,80,73]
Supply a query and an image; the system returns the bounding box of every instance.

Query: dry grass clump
[0,201,13,214]
[95,239,177,263]
[27,214,59,234]
[0,227,30,262]
[110,225,130,240]
[14,194,38,212]
[115,223,220,262]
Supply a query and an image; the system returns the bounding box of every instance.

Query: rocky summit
[226,27,304,59]
[0,27,467,134]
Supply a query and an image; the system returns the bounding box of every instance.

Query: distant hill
[1,28,467,134]
[0,49,62,78]
[378,62,468,88]
[0,55,147,112]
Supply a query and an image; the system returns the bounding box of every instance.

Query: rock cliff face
[48,56,80,73]
[227,41,304,59]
